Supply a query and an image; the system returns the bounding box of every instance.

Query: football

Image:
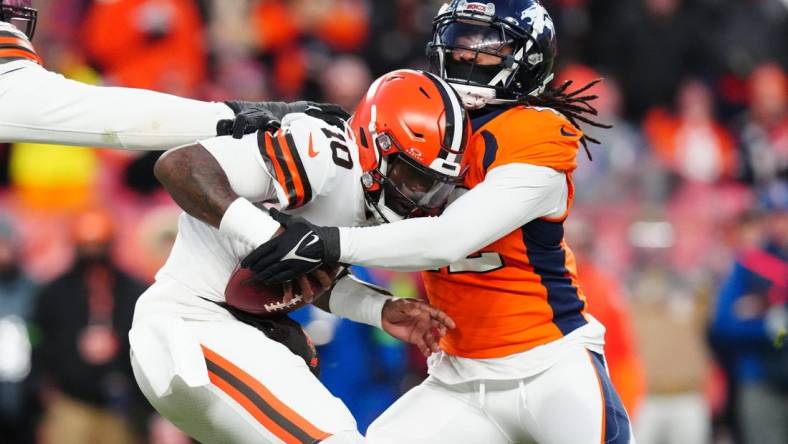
[224,265,343,316]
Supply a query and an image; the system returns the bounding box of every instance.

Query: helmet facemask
[362,132,464,224]
[427,2,556,109]
[1,1,38,39]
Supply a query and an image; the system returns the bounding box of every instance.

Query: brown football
[224,265,344,316]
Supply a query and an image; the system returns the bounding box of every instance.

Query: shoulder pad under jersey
[257,113,355,210]
[476,106,582,173]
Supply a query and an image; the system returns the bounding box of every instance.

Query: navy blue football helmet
[427,0,556,108]
[0,0,38,39]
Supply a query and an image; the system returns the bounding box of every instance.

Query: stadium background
[0,0,785,443]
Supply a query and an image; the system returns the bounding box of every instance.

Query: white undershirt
[0,60,233,150]
[339,163,568,271]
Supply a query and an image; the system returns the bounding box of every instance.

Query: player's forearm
[319,275,392,328]
[0,65,232,149]
[339,164,566,270]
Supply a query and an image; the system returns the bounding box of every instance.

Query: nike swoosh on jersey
[560,126,578,137]
[308,133,319,158]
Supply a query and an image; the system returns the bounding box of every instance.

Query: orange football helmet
[350,69,470,222]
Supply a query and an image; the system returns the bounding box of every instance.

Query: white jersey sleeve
[255,113,350,210]
[338,163,568,271]
[197,133,277,203]
[154,115,367,301]
[0,24,233,151]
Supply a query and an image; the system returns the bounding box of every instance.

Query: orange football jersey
[423,105,589,358]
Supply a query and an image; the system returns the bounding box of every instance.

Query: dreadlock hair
[521,78,612,161]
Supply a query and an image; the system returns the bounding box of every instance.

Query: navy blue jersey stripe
[480,130,498,172]
[590,351,632,443]
[470,107,507,133]
[521,219,586,335]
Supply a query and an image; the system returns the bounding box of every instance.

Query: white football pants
[367,346,634,444]
[130,289,363,444]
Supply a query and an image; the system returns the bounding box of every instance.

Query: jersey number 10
[321,128,353,170]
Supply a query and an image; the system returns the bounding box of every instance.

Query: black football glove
[241,208,341,285]
[217,101,282,139]
[217,101,350,139]
[302,103,351,130]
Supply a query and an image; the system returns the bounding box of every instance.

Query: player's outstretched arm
[338,163,568,270]
[313,274,455,357]
[0,65,233,149]
[245,162,567,284]
[0,62,348,150]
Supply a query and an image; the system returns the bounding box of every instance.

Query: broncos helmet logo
[521,3,554,41]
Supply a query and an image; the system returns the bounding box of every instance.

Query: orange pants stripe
[201,345,331,444]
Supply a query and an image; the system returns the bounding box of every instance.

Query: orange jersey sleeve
[467,106,582,184]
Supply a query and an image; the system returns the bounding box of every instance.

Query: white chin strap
[451,84,497,109]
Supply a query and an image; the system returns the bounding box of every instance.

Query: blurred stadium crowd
[0,0,786,443]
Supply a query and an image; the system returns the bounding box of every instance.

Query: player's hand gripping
[381,298,456,357]
[281,265,344,305]
[240,209,341,285]
[217,101,350,139]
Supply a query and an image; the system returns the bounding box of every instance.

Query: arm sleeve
[339,163,567,271]
[0,63,233,150]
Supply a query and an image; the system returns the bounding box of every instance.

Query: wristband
[219,198,281,247]
[329,275,392,329]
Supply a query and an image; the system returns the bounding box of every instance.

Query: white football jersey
[155,114,368,302]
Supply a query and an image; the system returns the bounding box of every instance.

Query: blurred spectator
[0,217,39,444]
[319,55,372,112]
[33,210,149,444]
[709,0,788,78]
[555,65,651,203]
[734,63,788,186]
[591,0,710,120]
[81,0,207,96]
[708,204,787,444]
[629,243,712,444]
[364,0,436,75]
[644,79,737,184]
[252,0,369,99]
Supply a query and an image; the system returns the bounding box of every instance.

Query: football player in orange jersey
[245,1,634,443]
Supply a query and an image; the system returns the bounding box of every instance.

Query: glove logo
[280,232,321,264]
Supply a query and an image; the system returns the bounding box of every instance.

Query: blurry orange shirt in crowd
[579,259,646,418]
[643,79,738,183]
[252,0,368,98]
[80,0,206,96]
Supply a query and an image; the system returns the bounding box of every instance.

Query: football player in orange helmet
[130,69,469,443]
[244,1,633,443]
